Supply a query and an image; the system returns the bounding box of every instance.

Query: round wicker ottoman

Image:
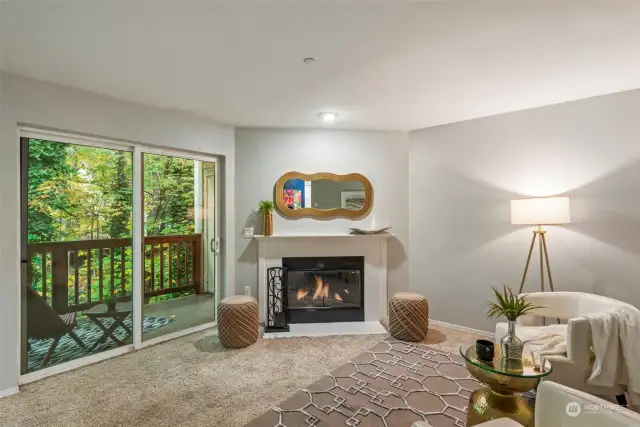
[218,295,259,349]
[389,292,429,342]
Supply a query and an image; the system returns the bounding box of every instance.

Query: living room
[1,1,639,427]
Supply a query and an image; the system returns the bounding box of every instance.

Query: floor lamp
[510,197,571,295]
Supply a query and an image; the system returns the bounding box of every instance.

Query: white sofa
[494,291,635,399]
[412,381,640,427]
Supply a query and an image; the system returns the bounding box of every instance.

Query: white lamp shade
[510,197,571,225]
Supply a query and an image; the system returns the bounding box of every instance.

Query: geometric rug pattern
[27,315,173,372]
[246,339,482,427]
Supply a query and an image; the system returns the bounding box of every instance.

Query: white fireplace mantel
[253,233,392,241]
[254,233,391,337]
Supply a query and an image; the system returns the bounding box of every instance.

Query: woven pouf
[218,295,259,349]
[389,292,429,342]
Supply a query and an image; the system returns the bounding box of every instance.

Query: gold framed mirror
[275,172,373,219]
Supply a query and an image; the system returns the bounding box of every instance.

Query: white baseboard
[263,321,387,339]
[430,319,493,338]
[0,386,19,398]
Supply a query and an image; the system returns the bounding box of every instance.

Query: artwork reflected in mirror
[275,172,373,219]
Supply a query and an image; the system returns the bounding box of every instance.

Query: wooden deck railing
[27,234,202,314]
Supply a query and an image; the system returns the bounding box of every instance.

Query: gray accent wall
[409,89,640,332]
[235,128,410,300]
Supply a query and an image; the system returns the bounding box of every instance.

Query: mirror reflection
[282,179,366,211]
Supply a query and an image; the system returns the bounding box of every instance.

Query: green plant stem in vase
[258,200,275,236]
[486,286,543,361]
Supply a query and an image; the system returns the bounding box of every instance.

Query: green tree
[26,140,198,306]
[108,151,132,238]
[143,154,194,236]
[27,139,75,243]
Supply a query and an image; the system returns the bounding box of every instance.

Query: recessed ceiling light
[319,112,338,123]
[303,57,316,65]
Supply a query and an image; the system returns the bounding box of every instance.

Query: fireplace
[258,234,390,336]
[283,256,364,324]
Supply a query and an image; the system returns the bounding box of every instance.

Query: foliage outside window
[27,139,198,306]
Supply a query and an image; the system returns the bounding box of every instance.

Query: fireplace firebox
[283,256,364,324]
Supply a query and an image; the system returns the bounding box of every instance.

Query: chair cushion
[537,381,640,427]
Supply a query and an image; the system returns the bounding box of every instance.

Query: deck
[27,234,204,313]
[25,234,212,372]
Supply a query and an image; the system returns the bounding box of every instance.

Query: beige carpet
[0,325,483,427]
[247,339,482,427]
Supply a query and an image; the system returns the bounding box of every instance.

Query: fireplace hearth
[283,256,364,324]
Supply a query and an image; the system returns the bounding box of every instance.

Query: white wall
[409,89,640,332]
[235,128,409,299]
[0,72,235,393]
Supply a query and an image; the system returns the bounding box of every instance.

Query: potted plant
[486,286,542,360]
[258,200,275,236]
[104,289,120,312]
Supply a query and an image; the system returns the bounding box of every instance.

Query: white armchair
[412,381,640,427]
[494,291,635,399]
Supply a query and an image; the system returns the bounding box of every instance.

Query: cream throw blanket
[517,324,568,369]
[587,306,640,403]
[514,307,640,403]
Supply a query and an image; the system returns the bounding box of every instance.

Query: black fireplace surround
[265,256,364,331]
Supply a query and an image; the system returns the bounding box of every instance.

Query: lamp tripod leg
[519,231,538,294]
[539,231,546,325]
[539,231,544,293]
[540,233,554,291]
[540,232,561,323]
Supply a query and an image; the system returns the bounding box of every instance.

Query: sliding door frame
[134,146,219,349]
[18,128,222,383]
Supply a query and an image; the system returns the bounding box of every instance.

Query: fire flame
[295,275,344,302]
[313,275,324,299]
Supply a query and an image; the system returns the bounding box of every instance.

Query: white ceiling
[1,0,639,131]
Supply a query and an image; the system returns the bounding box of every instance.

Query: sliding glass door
[20,131,220,375]
[21,136,134,373]
[140,151,218,341]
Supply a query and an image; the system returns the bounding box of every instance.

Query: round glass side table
[460,344,552,427]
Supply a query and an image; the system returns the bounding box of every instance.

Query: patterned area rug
[246,339,482,427]
[27,315,173,372]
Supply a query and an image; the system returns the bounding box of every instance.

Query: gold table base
[467,387,534,427]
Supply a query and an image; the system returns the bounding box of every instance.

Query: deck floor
[142,293,216,340]
[26,293,216,372]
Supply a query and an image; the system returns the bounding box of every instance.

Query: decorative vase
[106,300,117,312]
[500,320,524,360]
[263,211,273,236]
